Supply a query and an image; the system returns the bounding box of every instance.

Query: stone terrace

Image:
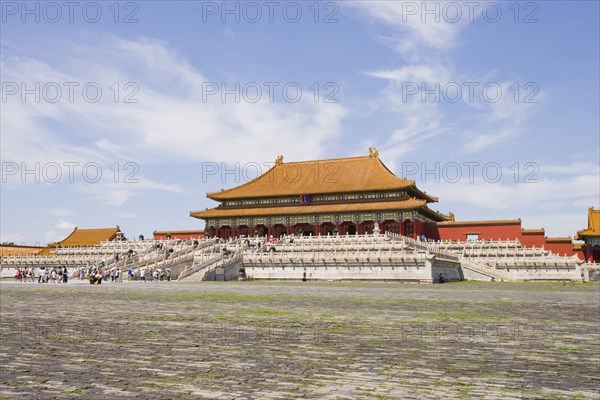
[1,281,599,399]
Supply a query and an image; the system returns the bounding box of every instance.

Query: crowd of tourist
[14,263,172,284]
[137,267,172,282]
[14,266,69,283]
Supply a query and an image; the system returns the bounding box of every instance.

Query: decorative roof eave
[408,185,438,203]
[576,227,599,239]
[576,207,600,239]
[418,205,449,222]
[575,231,593,240]
[436,219,522,227]
[190,198,428,219]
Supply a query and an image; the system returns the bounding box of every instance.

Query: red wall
[413,219,426,239]
[424,224,441,240]
[521,233,546,248]
[544,241,577,257]
[424,220,586,260]
[435,223,522,241]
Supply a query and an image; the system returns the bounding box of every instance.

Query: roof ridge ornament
[275,155,284,165]
[368,147,378,158]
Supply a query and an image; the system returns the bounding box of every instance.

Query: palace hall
[191,148,449,239]
[191,149,597,262]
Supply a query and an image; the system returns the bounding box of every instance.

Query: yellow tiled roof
[576,207,600,239]
[0,245,45,256]
[191,198,428,219]
[50,227,121,247]
[206,153,437,202]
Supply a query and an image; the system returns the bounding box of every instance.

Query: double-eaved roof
[192,152,447,221]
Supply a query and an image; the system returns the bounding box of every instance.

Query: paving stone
[0,281,598,399]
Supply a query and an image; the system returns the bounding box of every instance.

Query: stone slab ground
[1,281,599,399]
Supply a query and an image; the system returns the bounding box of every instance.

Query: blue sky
[1,0,598,245]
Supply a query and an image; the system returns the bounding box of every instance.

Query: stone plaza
[1,281,599,399]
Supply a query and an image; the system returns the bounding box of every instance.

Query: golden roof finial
[275,155,284,165]
[368,147,378,158]
[448,212,455,222]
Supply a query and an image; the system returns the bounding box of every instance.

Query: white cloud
[43,230,62,244]
[540,162,600,175]
[43,208,74,217]
[75,176,188,207]
[56,219,76,230]
[0,232,30,245]
[366,65,450,84]
[1,34,346,167]
[353,2,542,157]
[1,34,347,208]
[427,168,599,237]
[347,1,483,62]
[461,81,545,153]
